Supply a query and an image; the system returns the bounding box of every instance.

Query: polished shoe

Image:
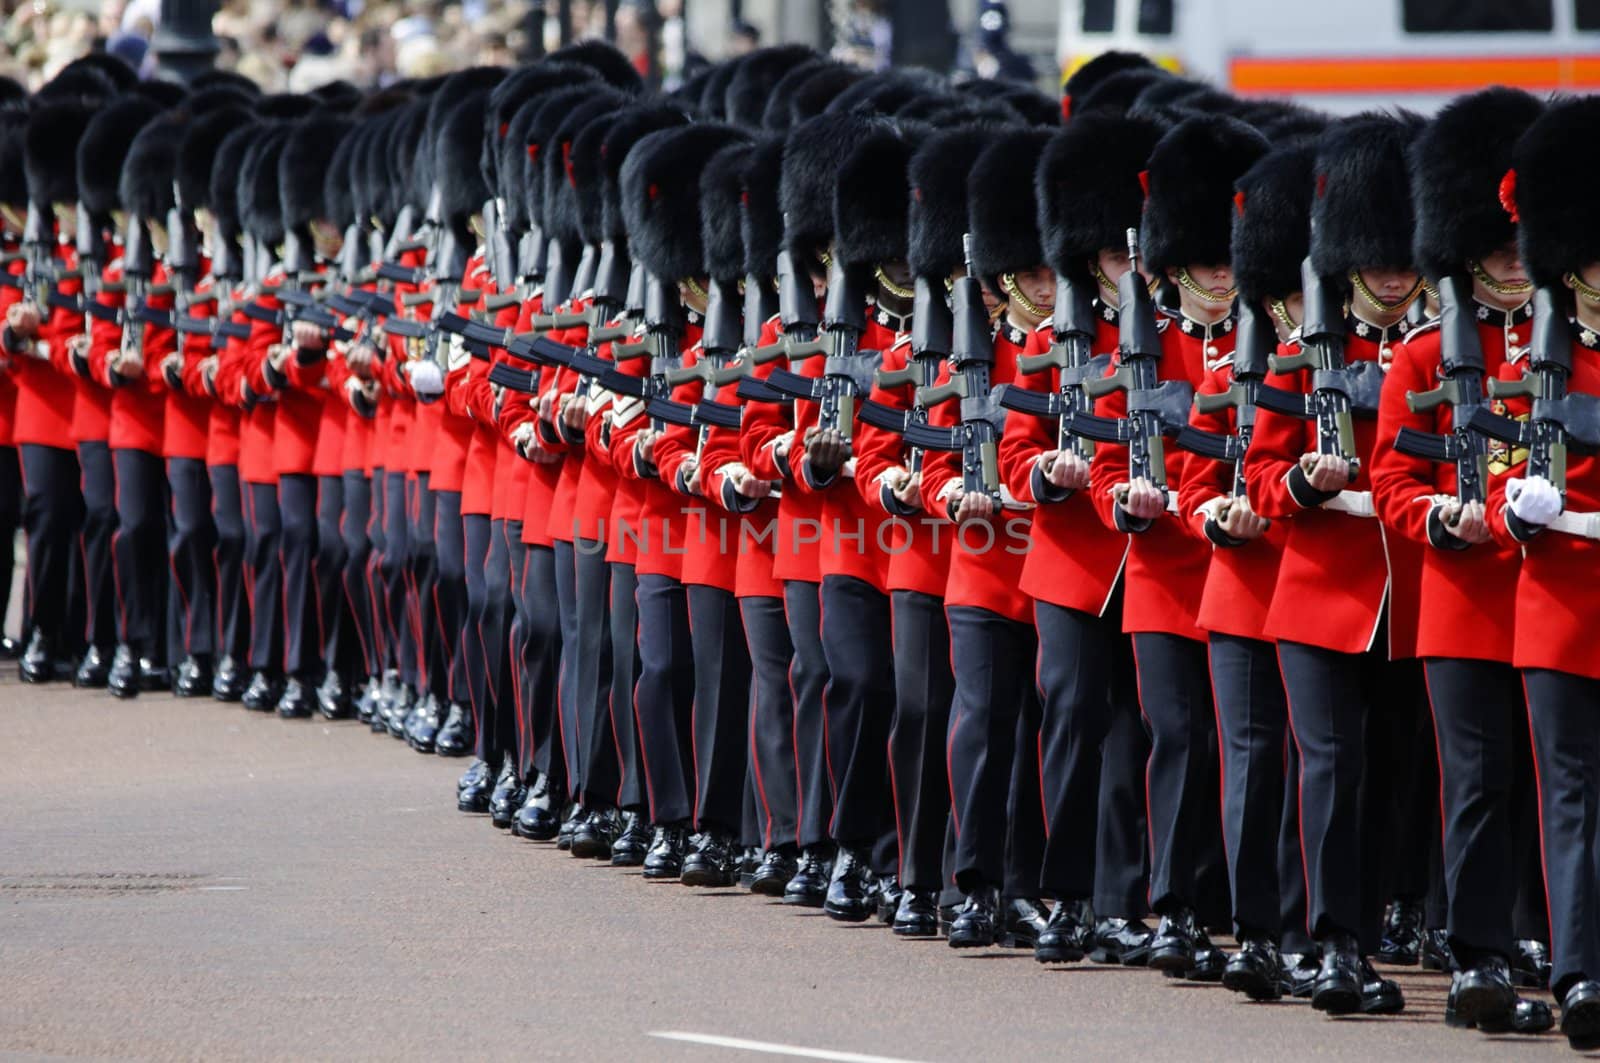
[609,811,652,865]
[1148,907,1203,974]
[19,628,60,684]
[682,831,739,887]
[74,643,112,688]
[892,888,940,938]
[212,655,247,701]
[241,671,283,712]
[749,849,797,896]
[1446,956,1518,1031]
[512,774,564,841]
[1280,950,1320,998]
[457,758,491,794]
[1512,938,1551,989]
[1090,917,1154,966]
[738,847,761,889]
[1035,899,1094,963]
[433,700,474,757]
[458,759,495,813]
[137,657,169,692]
[1311,934,1364,1016]
[400,692,433,743]
[876,876,904,925]
[354,676,380,722]
[276,677,315,719]
[570,807,622,859]
[557,803,585,851]
[781,847,831,907]
[408,696,444,753]
[642,824,689,880]
[374,672,409,732]
[1223,937,1283,1001]
[1360,958,1405,1015]
[1185,937,1227,983]
[947,886,1001,948]
[822,848,874,922]
[172,655,212,698]
[1000,897,1051,949]
[488,764,525,828]
[1376,898,1423,966]
[106,644,141,699]
[314,671,349,719]
[1421,927,1456,972]
[1561,980,1600,1050]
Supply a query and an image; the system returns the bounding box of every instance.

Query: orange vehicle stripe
[1231,54,1600,95]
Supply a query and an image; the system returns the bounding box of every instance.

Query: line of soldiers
[5,44,1600,1051]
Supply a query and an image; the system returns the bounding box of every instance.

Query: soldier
[1482,93,1600,1052]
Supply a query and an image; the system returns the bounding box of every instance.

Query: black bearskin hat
[482,61,598,192]
[725,45,817,128]
[834,124,916,268]
[25,99,96,207]
[781,112,884,257]
[759,57,831,131]
[701,141,754,284]
[0,111,30,207]
[740,135,787,279]
[75,95,162,216]
[119,112,189,221]
[541,91,626,247]
[238,126,292,245]
[969,127,1054,293]
[1309,111,1426,278]
[1231,141,1318,304]
[281,111,354,230]
[909,125,999,280]
[433,91,491,226]
[1508,96,1600,289]
[209,123,261,239]
[599,104,692,247]
[1140,113,1269,273]
[622,124,750,282]
[1409,86,1544,281]
[547,40,645,95]
[1063,51,1160,118]
[1037,110,1166,282]
[568,109,623,246]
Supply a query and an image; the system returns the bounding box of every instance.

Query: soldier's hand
[1437,499,1490,544]
[1301,451,1353,493]
[267,342,291,372]
[536,387,561,424]
[7,301,40,338]
[345,340,375,379]
[635,427,660,465]
[1217,495,1269,541]
[1118,477,1167,520]
[291,320,326,351]
[559,392,586,434]
[682,459,703,496]
[111,347,144,379]
[729,467,774,500]
[160,351,183,381]
[950,488,997,523]
[200,355,219,391]
[888,467,922,510]
[1041,449,1090,491]
[804,426,849,476]
[1507,475,1563,527]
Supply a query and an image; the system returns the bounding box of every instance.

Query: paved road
[0,678,1568,1062]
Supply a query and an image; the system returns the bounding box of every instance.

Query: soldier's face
[1183,263,1234,298]
[148,221,168,256]
[1474,241,1532,310]
[0,205,24,236]
[1573,262,1600,296]
[1011,265,1055,316]
[310,219,343,259]
[1358,266,1420,305]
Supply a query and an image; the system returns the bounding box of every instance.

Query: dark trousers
[166,457,216,660]
[1036,599,1144,912]
[478,519,517,763]
[1512,706,1551,945]
[314,474,349,680]
[77,439,114,654]
[888,590,953,890]
[378,469,410,682]
[1278,638,1393,951]
[1369,661,1441,912]
[609,562,646,810]
[1424,657,1524,963]
[111,448,168,663]
[19,443,83,651]
[1522,668,1600,996]
[819,574,896,866]
[1132,631,1220,917]
[408,473,441,698]
[432,488,465,704]
[0,445,19,636]
[517,543,563,786]
[575,540,619,808]
[277,472,319,679]
[634,572,696,825]
[1211,632,1292,940]
[552,539,584,792]
[340,470,378,679]
[208,464,248,664]
[946,604,1040,894]
[461,514,507,763]
[1279,740,1313,953]
[244,480,283,674]
[741,594,800,854]
[688,583,751,835]
[783,579,833,850]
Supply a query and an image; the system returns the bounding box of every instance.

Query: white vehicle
[1056,0,1600,112]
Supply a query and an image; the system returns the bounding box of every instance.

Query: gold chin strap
[1175,267,1237,305]
[683,276,708,301]
[1349,269,1424,315]
[1093,262,1119,300]
[874,265,913,301]
[1269,297,1298,334]
[1471,260,1534,298]
[1568,270,1600,305]
[1000,272,1046,319]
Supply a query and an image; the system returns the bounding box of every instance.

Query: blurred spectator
[832,0,892,71]
[728,19,760,56]
[961,0,1036,83]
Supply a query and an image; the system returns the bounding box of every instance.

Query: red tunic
[162,276,217,462]
[739,315,824,583]
[9,243,85,450]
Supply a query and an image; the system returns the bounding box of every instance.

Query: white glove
[1506,475,1562,527]
[407,360,444,399]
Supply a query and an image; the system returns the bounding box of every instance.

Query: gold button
[1508,332,1519,344]
[1205,344,1217,357]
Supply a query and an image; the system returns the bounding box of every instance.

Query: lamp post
[151,0,220,83]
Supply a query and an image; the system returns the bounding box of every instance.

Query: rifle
[737,243,816,406]
[854,272,951,491]
[1070,229,1194,507]
[1251,254,1385,476]
[1172,298,1275,509]
[758,253,881,442]
[607,275,685,438]
[998,272,1111,473]
[891,237,1010,506]
[1391,272,1491,507]
[1470,286,1600,502]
